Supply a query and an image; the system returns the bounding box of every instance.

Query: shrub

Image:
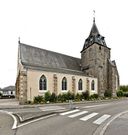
[44,91,51,103]
[66,92,75,100]
[50,93,57,102]
[75,93,82,101]
[104,90,112,97]
[90,94,99,99]
[120,85,128,92]
[61,93,67,102]
[117,90,123,97]
[123,92,128,97]
[34,95,44,104]
[57,94,62,102]
[82,91,89,100]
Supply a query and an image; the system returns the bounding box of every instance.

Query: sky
[0,0,128,88]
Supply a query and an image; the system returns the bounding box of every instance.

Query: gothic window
[39,75,47,90]
[78,79,83,90]
[62,77,67,90]
[91,80,95,90]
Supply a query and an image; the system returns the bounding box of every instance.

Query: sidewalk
[0,97,127,109]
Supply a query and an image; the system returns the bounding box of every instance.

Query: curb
[14,112,56,123]
[14,109,68,123]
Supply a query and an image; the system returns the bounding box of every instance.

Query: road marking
[0,110,17,129]
[83,103,110,109]
[93,110,128,135]
[80,112,98,121]
[68,111,88,118]
[60,109,80,116]
[40,106,65,111]
[93,114,111,125]
[17,114,56,129]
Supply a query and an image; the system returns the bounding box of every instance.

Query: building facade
[0,86,15,98]
[16,18,119,104]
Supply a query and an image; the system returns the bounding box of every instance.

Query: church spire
[18,37,21,44]
[93,10,95,23]
[90,10,99,36]
[81,12,107,52]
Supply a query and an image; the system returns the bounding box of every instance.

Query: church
[16,17,120,104]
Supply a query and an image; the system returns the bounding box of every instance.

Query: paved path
[0,99,19,106]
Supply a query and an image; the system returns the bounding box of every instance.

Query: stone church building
[16,18,119,104]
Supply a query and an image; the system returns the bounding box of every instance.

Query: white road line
[93,114,111,125]
[60,109,80,116]
[17,114,56,129]
[40,106,65,111]
[93,110,128,135]
[83,103,110,109]
[80,112,98,121]
[0,110,17,129]
[68,111,88,118]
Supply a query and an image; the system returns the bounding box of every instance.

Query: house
[0,86,15,98]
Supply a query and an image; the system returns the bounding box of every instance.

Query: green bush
[44,91,51,102]
[50,93,57,102]
[57,92,75,102]
[61,93,67,102]
[120,85,128,92]
[66,92,75,100]
[75,93,82,101]
[34,95,44,104]
[123,92,128,97]
[82,91,89,100]
[104,90,112,97]
[117,90,124,97]
[57,94,62,102]
[90,94,99,99]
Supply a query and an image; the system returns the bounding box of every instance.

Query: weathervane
[93,10,95,23]
[18,37,20,44]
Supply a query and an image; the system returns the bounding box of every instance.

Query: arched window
[62,77,67,90]
[39,75,47,90]
[91,80,95,90]
[78,79,83,90]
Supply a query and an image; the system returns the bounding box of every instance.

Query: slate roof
[81,20,108,52]
[19,43,83,75]
[89,19,100,36]
[2,86,15,91]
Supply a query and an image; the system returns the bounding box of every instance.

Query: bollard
[69,100,73,109]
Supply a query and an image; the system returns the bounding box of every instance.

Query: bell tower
[81,15,111,96]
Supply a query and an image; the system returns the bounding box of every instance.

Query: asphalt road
[1,99,128,135]
[0,112,16,135]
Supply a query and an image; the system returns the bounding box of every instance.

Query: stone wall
[81,43,111,96]
[108,60,120,96]
[16,71,27,104]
